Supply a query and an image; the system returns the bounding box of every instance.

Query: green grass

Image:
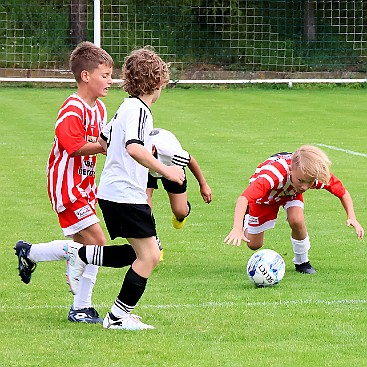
[0,85,366,367]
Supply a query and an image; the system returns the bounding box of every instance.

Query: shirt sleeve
[312,173,346,198]
[55,114,86,155]
[125,107,146,145]
[242,177,273,203]
[100,122,111,142]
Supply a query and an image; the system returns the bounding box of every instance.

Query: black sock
[114,267,148,313]
[78,246,87,263]
[78,244,136,267]
[102,245,136,267]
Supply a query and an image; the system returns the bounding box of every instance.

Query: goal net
[1,0,366,84]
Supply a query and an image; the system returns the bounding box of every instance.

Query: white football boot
[64,242,86,295]
[103,312,155,330]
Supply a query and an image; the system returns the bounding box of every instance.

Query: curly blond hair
[292,145,332,184]
[69,41,114,83]
[122,46,169,96]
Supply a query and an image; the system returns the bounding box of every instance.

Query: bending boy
[224,145,364,274]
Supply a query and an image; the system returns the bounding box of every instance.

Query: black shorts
[147,172,187,194]
[98,199,156,239]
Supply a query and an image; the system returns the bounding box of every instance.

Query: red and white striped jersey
[47,94,107,213]
[242,152,345,205]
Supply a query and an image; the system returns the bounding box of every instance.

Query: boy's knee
[97,236,107,246]
[247,242,263,251]
[288,217,305,232]
[150,250,161,268]
[173,201,191,220]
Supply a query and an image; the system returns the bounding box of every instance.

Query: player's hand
[200,183,212,204]
[224,227,250,246]
[346,218,365,239]
[164,165,185,185]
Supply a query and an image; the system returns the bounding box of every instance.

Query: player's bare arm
[127,143,185,184]
[71,141,106,157]
[188,155,212,203]
[98,137,107,152]
[224,195,250,246]
[339,190,365,239]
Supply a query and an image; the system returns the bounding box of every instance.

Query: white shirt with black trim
[149,128,191,178]
[98,97,153,204]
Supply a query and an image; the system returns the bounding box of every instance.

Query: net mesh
[1,0,366,80]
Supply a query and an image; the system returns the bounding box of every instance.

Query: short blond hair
[122,46,169,96]
[292,145,331,184]
[70,41,114,83]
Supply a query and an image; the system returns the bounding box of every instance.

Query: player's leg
[67,245,155,330]
[246,203,279,250]
[146,175,163,260]
[101,236,158,330]
[15,197,104,284]
[98,200,157,330]
[14,198,103,285]
[168,192,190,219]
[66,222,106,323]
[14,202,90,283]
[146,173,158,209]
[146,187,154,208]
[162,176,189,229]
[57,199,106,323]
[14,239,72,284]
[285,200,316,274]
[246,232,265,250]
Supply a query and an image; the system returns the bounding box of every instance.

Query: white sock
[291,235,310,265]
[28,240,73,262]
[73,264,99,310]
[85,245,103,266]
[111,302,130,318]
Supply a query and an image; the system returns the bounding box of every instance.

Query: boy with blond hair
[66,46,185,330]
[15,42,113,323]
[224,145,364,274]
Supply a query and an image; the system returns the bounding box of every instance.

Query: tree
[303,0,316,42]
[70,0,85,45]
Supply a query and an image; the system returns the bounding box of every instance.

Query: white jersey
[97,97,153,204]
[149,128,190,178]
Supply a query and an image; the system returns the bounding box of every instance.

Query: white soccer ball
[247,249,285,287]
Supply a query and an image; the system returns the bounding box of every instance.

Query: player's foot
[64,243,86,295]
[103,312,154,330]
[156,236,164,261]
[295,261,316,274]
[68,305,103,324]
[172,215,187,229]
[14,240,37,284]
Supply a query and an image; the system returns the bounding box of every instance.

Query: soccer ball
[247,249,285,287]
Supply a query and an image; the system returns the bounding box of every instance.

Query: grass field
[0,85,366,367]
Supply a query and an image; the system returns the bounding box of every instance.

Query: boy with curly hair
[66,46,185,330]
[224,145,364,274]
